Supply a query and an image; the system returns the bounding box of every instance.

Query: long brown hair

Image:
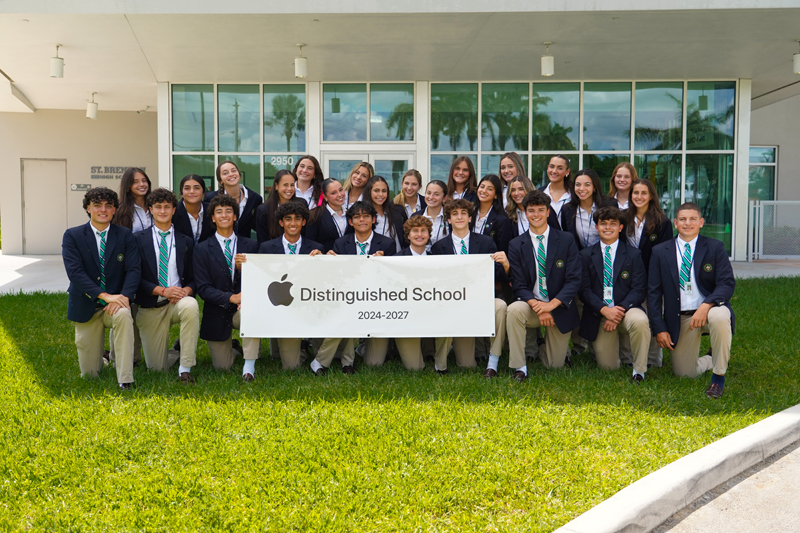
[113,167,152,229]
[342,162,374,192]
[293,155,325,206]
[264,170,297,240]
[308,177,340,225]
[624,178,665,237]
[505,176,535,222]
[446,156,477,198]
[608,162,639,198]
[364,175,400,241]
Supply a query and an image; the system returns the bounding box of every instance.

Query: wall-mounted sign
[71,184,92,191]
[90,166,146,180]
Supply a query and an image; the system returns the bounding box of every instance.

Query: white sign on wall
[240,255,495,339]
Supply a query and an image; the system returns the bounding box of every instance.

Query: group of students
[62,152,735,399]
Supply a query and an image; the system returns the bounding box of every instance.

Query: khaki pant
[593,308,650,375]
[474,299,508,360]
[315,338,355,368]
[109,303,142,364]
[619,300,662,367]
[136,298,199,372]
[671,306,732,377]
[74,307,134,384]
[507,301,571,369]
[207,310,261,370]
[436,338,476,370]
[268,339,303,370]
[363,338,425,370]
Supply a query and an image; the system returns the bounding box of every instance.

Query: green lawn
[1,278,798,532]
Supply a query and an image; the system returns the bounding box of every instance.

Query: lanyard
[134,209,152,231]
[578,205,595,249]
[476,207,491,234]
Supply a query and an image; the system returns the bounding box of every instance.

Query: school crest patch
[556,260,564,268]
[649,234,657,241]
[117,253,124,262]
[703,263,713,272]
[621,271,630,279]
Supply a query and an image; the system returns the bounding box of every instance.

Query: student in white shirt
[393,169,426,218]
[363,175,406,251]
[537,155,572,230]
[498,152,527,208]
[292,155,324,209]
[446,156,478,203]
[342,161,374,210]
[413,180,450,252]
[114,167,153,233]
[607,162,638,210]
[305,178,354,253]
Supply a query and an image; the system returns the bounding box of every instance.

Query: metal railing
[748,200,800,260]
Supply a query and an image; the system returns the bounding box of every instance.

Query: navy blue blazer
[400,194,427,221]
[332,232,396,256]
[430,231,505,284]
[537,184,566,231]
[376,204,408,250]
[254,202,282,244]
[507,228,581,333]
[453,191,478,205]
[133,228,196,308]
[578,240,647,341]
[173,201,214,244]
[559,198,617,251]
[204,187,263,239]
[194,235,260,342]
[471,207,513,253]
[62,222,141,323]
[648,235,736,344]
[397,246,424,256]
[305,207,355,253]
[258,237,324,255]
[621,214,673,277]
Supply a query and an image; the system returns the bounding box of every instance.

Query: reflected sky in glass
[634,83,683,151]
[583,82,632,151]
[172,85,214,152]
[264,85,305,152]
[218,85,260,152]
[370,84,414,141]
[431,84,479,152]
[323,84,367,142]
[531,83,579,151]
[481,83,528,152]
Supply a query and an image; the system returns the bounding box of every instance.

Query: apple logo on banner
[268,274,294,306]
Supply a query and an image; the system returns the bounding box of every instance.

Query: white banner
[240,255,495,338]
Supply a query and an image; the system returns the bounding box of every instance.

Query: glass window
[329,160,363,183]
[583,154,631,194]
[481,154,529,181]
[634,154,682,221]
[687,82,735,150]
[748,165,775,202]
[685,154,734,254]
[430,154,477,183]
[529,154,579,189]
[219,155,261,197]
[481,83,528,151]
[172,84,214,152]
[749,146,776,164]
[323,84,367,142]
[264,85,306,152]
[218,85,260,153]
[264,155,300,192]
[531,83,580,151]
[583,82,632,151]
[431,84,479,152]
[634,82,683,151]
[370,84,414,141]
[173,154,215,194]
[374,159,410,198]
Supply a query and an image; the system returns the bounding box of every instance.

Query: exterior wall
[0,109,157,254]
[751,93,800,201]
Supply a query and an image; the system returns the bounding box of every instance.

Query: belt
[142,299,170,309]
[680,310,696,316]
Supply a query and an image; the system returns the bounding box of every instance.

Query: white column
[733,79,752,261]
[415,81,430,184]
[156,82,171,189]
[307,82,321,158]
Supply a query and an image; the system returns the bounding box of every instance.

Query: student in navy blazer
[305,178,354,253]
[578,206,651,382]
[331,201,397,257]
[446,156,479,205]
[173,174,214,244]
[204,160,263,239]
[648,202,735,399]
[536,155,573,231]
[194,194,261,381]
[393,169,427,219]
[471,174,513,254]
[62,187,140,389]
[507,189,581,378]
[133,188,200,381]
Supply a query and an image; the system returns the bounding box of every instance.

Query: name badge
[540,278,547,292]
[685,282,693,295]
[603,287,613,301]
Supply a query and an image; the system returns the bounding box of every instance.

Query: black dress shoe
[483,368,498,379]
[341,365,356,375]
[119,382,135,390]
[705,382,724,399]
[564,355,573,368]
[312,367,328,376]
[103,350,111,364]
[512,370,527,382]
[178,372,195,385]
[242,373,255,383]
[173,339,181,352]
[436,368,450,376]
[630,374,644,385]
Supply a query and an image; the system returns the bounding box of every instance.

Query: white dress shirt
[214,231,238,281]
[502,184,509,208]
[343,190,363,210]
[282,235,303,255]
[474,207,491,234]
[676,235,704,311]
[600,239,619,307]
[516,210,530,235]
[404,196,421,218]
[451,190,466,200]
[529,226,551,301]
[615,194,629,210]
[422,207,448,250]
[375,213,402,251]
[451,231,471,255]
[132,203,153,233]
[183,201,204,243]
[631,215,646,249]
[295,185,315,208]
[575,204,600,249]
[327,204,348,237]
[410,247,427,256]
[543,183,571,219]
[151,225,181,296]
[90,222,110,260]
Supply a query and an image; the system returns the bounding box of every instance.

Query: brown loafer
[242,373,255,383]
[341,365,356,375]
[512,370,527,382]
[118,382,135,390]
[436,368,450,376]
[483,368,498,379]
[178,372,195,385]
[630,374,644,385]
[705,382,724,399]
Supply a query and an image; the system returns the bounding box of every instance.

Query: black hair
[264,169,298,239]
[146,188,178,208]
[363,175,400,241]
[676,202,703,217]
[567,169,604,210]
[179,174,207,196]
[474,174,505,217]
[521,190,551,210]
[346,200,377,223]
[292,155,324,206]
[426,179,448,197]
[276,199,310,222]
[83,187,118,215]
[113,167,151,229]
[593,205,625,225]
[208,194,239,224]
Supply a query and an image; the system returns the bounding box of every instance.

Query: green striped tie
[357,242,368,255]
[224,239,234,276]
[536,235,547,300]
[97,230,107,304]
[679,243,692,291]
[603,245,613,306]
[287,243,297,255]
[460,239,468,255]
[158,231,170,288]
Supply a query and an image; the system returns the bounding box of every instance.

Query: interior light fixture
[295,44,308,78]
[86,92,98,120]
[699,89,708,111]
[794,40,800,75]
[541,42,554,77]
[332,89,340,114]
[50,44,64,78]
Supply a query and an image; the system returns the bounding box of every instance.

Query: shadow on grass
[3,277,800,418]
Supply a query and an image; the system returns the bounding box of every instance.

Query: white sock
[516,365,528,376]
[487,355,500,371]
[633,370,645,378]
[178,365,191,375]
[242,359,256,376]
[310,359,324,372]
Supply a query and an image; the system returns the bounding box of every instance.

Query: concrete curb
[553,403,800,533]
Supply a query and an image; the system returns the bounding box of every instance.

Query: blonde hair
[393,169,423,206]
[342,162,374,192]
[608,162,639,197]
[504,176,535,222]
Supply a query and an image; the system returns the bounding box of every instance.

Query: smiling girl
[498,152,526,208]
[363,175,406,250]
[342,162,374,210]
[255,170,297,243]
[292,155,324,208]
[114,167,153,232]
[393,169,426,218]
[204,160,263,238]
[608,162,638,210]
[446,156,478,203]
[538,155,572,230]
[413,180,450,251]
